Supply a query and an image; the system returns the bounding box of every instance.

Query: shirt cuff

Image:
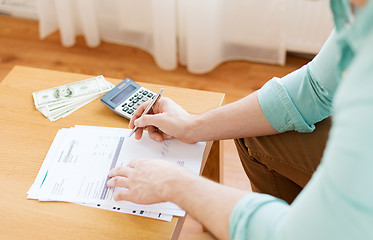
[229,193,289,240]
[257,77,315,133]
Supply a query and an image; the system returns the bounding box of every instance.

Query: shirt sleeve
[229,37,373,240]
[257,30,340,132]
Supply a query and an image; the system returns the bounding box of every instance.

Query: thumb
[135,114,163,128]
[114,189,131,202]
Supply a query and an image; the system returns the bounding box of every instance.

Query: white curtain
[37,0,287,74]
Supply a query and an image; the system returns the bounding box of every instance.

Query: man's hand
[107,158,248,240]
[129,97,197,143]
[107,159,191,204]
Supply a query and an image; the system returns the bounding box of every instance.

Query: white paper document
[28,125,206,221]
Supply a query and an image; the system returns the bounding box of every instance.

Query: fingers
[133,114,167,141]
[134,127,144,140]
[128,97,178,142]
[107,159,178,204]
[109,165,134,178]
[107,162,138,189]
[107,176,128,188]
[135,114,162,128]
[148,125,164,142]
[114,190,132,201]
[106,180,135,202]
[106,160,143,202]
[162,132,173,140]
[129,101,164,140]
[129,101,151,129]
[129,97,168,128]
[129,101,151,140]
[127,159,142,168]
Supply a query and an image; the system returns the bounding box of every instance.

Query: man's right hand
[129,97,197,143]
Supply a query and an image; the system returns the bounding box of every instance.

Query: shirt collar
[330,0,353,31]
[330,0,373,72]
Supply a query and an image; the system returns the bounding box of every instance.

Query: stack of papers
[28,125,206,221]
[32,76,114,121]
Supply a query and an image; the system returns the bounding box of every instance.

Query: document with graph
[27,125,206,221]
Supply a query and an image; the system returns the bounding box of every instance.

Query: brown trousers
[234,118,331,204]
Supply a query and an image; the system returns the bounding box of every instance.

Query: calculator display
[110,85,136,104]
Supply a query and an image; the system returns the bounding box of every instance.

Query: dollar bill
[38,94,100,118]
[33,75,113,108]
[33,75,114,121]
[47,96,98,122]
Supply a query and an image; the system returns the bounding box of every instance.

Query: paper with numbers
[27,125,206,221]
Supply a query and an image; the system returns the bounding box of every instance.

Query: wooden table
[0,66,224,240]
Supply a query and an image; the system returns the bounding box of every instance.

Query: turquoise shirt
[230,0,373,239]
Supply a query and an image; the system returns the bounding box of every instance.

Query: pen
[129,88,163,137]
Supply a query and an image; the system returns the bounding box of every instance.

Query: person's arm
[129,91,277,143]
[257,30,340,133]
[107,159,248,240]
[230,39,373,239]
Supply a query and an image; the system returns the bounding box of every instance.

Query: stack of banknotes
[32,76,114,121]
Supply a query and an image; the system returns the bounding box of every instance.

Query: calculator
[100,78,156,120]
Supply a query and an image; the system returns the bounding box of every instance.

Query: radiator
[0,0,38,19]
[285,0,334,54]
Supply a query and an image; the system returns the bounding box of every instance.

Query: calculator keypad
[119,88,155,119]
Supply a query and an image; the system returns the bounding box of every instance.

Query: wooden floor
[0,15,310,239]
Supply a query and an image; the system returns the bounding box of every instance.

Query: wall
[0,0,38,19]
